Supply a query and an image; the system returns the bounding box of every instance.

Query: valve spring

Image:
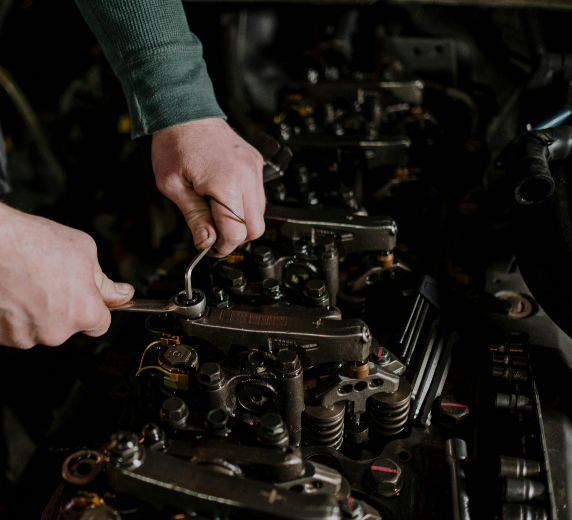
[368,378,411,437]
[302,401,345,450]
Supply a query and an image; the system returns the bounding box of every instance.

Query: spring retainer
[369,377,411,436]
[302,401,345,450]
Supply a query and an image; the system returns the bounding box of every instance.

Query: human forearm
[74,0,225,138]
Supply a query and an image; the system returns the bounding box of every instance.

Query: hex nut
[254,246,273,263]
[275,350,301,375]
[160,397,190,423]
[199,362,223,385]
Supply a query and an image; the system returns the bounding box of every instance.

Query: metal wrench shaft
[446,438,471,520]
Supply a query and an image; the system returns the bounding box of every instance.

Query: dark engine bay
[5,2,572,519]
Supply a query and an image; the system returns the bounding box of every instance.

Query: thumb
[169,187,218,249]
[94,267,134,307]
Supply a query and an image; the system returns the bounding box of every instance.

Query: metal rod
[400,294,421,344]
[401,296,425,358]
[185,246,211,300]
[405,301,429,365]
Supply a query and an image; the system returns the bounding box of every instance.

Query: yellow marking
[313,319,323,328]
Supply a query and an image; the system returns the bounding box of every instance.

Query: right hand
[0,204,134,349]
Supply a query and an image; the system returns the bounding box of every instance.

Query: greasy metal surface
[106,448,341,520]
[265,205,398,254]
[181,305,371,367]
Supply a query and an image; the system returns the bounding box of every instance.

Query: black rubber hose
[509,126,572,338]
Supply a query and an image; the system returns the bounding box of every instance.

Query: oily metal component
[106,446,341,520]
[181,305,372,368]
[492,366,529,382]
[495,393,533,412]
[167,439,305,483]
[257,413,290,447]
[504,477,546,502]
[197,351,304,446]
[445,438,471,520]
[275,461,346,498]
[310,363,400,415]
[158,343,199,372]
[303,401,346,450]
[368,458,403,498]
[492,354,528,366]
[252,132,294,184]
[500,456,542,479]
[369,377,411,436]
[62,450,104,486]
[370,341,406,376]
[264,205,398,255]
[502,504,548,520]
[346,261,411,293]
[438,396,469,427]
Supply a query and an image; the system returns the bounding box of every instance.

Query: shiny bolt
[502,504,547,520]
[275,350,301,374]
[261,278,281,296]
[254,245,273,263]
[291,239,310,255]
[226,269,245,287]
[108,431,142,467]
[141,423,166,450]
[206,408,229,430]
[160,397,190,423]
[369,458,403,497]
[500,456,541,479]
[198,362,223,385]
[209,287,230,308]
[371,343,391,364]
[306,279,327,298]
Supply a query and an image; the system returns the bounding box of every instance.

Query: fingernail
[115,282,133,295]
[194,227,210,246]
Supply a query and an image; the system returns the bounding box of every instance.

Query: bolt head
[226,269,245,287]
[206,408,229,429]
[369,458,403,497]
[261,278,281,295]
[259,413,284,433]
[306,279,327,297]
[291,238,311,255]
[199,362,223,385]
[340,497,364,519]
[316,235,336,254]
[275,350,301,373]
[438,396,469,427]
[161,397,189,422]
[108,431,141,467]
[254,246,273,263]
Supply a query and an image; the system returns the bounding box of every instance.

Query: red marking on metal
[378,346,383,357]
[348,497,354,506]
[441,403,467,408]
[371,466,398,474]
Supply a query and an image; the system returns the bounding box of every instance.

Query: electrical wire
[136,365,171,377]
[207,196,247,225]
[136,340,161,376]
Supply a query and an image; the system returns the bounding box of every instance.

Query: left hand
[151,118,266,257]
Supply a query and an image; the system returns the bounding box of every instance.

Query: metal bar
[405,301,430,365]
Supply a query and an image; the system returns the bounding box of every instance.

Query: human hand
[151,118,266,257]
[0,204,134,349]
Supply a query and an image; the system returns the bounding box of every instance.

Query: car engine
[4,2,572,520]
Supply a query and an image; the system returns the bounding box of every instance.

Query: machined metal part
[346,261,411,293]
[303,401,346,449]
[502,504,548,520]
[264,205,398,255]
[110,289,207,319]
[197,351,305,446]
[61,450,104,486]
[504,477,546,502]
[500,456,542,479]
[181,305,372,368]
[253,132,294,184]
[369,377,412,436]
[368,458,404,497]
[310,363,400,415]
[105,444,341,520]
[371,341,406,376]
[495,393,533,412]
[445,438,471,520]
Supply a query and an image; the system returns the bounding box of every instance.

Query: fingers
[209,193,247,257]
[160,177,218,250]
[81,266,134,339]
[95,268,134,307]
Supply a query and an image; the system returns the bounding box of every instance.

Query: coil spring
[369,378,411,437]
[302,401,345,450]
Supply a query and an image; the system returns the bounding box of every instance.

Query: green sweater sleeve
[75,0,226,139]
